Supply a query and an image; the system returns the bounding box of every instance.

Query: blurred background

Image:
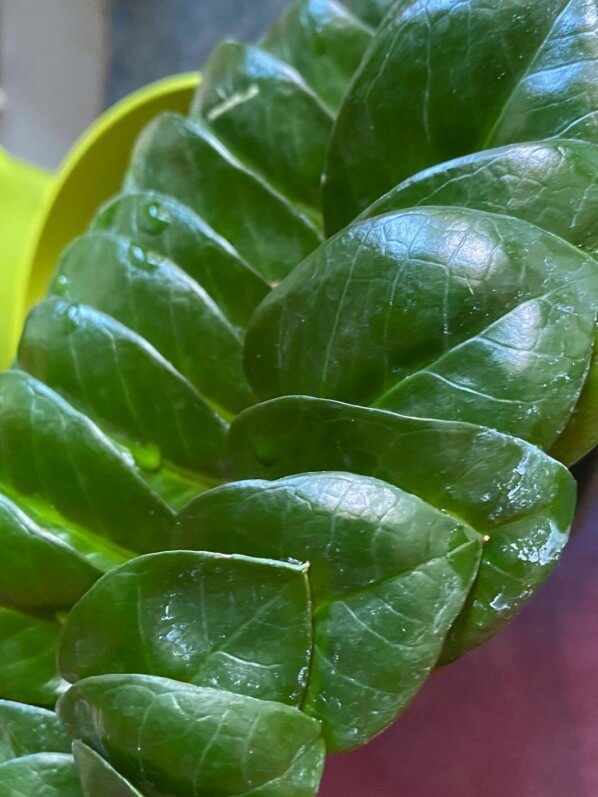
[0,0,288,168]
[1,2,597,795]
[0,0,291,363]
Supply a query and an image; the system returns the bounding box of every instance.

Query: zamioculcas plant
[0,0,394,711]
[0,0,596,795]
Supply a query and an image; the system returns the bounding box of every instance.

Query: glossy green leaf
[0,753,82,797]
[0,492,100,614]
[246,207,598,450]
[551,334,598,464]
[0,608,65,706]
[325,0,598,230]
[356,139,598,464]
[0,370,173,554]
[126,113,321,282]
[51,233,253,415]
[0,0,386,708]
[73,742,144,797]
[0,4,595,785]
[343,0,398,28]
[360,140,598,259]
[177,472,481,750]
[19,298,230,484]
[192,41,333,211]
[0,703,70,764]
[261,0,373,113]
[58,674,326,797]
[93,191,269,329]
[59,551,312,707]
[229,395,576,661]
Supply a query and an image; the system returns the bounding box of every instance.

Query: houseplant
[0,0,596,794]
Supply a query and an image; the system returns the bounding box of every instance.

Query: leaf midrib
[480,0,572,149]
[370,240,597,409]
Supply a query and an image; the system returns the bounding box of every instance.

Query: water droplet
[253,437,279,467]
[54,274,70,296]
[129,244,146,264]
[132,441,162,472]
[62,304,81,332]
[139,200,171,235]
[129,244,158,271]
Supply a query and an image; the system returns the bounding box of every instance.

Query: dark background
[108,0,288,104]
[106,3,598,795]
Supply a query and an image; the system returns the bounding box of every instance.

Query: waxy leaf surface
[325,0,598,229]
[192,41,333,210]
[361,140,598,259]
[0,371,172,554]
[73,742,144,797]
[58,674,326,797]
[126,114,321,282]
[246,208,598,451]
[357,139,598,464]
[0,703,70,764]
[177,472,481,750]
[0,608,65,706]
[93,191,269,329]
[344,0,399,28]
[0,492,100,614]
[0,754,82,797]
[0,0,390,707]
[261,0,373,113]
[19,298,230,485]
[52,233,253,416]
[229,396,576,661]
[59,552,312,707]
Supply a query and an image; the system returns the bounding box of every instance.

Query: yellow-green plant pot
[0,150,50,369]
[0,71,200,369]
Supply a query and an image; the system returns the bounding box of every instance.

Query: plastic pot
[0,71,200,369]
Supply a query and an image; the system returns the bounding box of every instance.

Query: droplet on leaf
[132,441,162,472]
[139,200,171,235]
[54,274,70,296]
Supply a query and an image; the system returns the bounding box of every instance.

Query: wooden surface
[321,459,598,797]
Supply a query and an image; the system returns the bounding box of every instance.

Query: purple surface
[321,468,598,797]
